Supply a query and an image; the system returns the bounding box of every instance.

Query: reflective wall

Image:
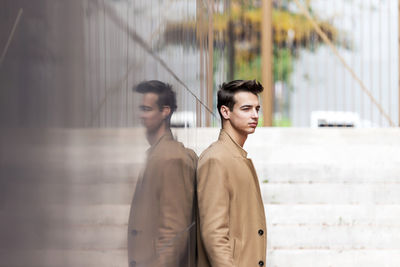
[0,0,223,266]
[0,0,221,128]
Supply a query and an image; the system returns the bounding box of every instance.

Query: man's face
[139,93,164,133]
[227,91,260,135]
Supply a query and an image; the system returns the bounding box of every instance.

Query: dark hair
[134,80,177,115]
[217,79,263,119]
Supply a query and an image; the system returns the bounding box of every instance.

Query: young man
[128,80,197,267]
[197,80,267,267]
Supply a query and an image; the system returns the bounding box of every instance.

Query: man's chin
[248,127,256,134]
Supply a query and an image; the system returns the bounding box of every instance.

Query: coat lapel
[218,129,248,158]
[219,129,267,224]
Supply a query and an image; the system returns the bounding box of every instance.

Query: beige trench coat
[127,132,197,267]
[197,129,267,267]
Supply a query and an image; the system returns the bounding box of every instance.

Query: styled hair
[217,79,263,119]
[134,80,177,115]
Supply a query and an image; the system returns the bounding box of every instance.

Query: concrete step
[3,220,397,251]
[19,180,400,207]
[5,204,400,228]
[176,128,400,183]
[0,205,130,226]
[0,249,126,267]
[46,225,127,250]
[261,183,400,204]
[267,224,400,249]
[255,162,400,183]
[0,224,126,250]
[2,249,400,267]
[266,249,400,267]
[4,207,399,251]
[264,205,400,226]
[0,222,197,250]
[179,128,400,155]
[0,164,141,185]
[248,143,400,164]
[2,183,135,206]
[245,128,400,147]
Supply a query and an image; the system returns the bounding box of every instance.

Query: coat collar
[218,129,248,158]
[147,130,174,156]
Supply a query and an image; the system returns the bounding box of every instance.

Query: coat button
[130,260,136,267]
[258,260,264,266]
[258,229,264,236]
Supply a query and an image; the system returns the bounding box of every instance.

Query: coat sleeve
[197,156,235,267]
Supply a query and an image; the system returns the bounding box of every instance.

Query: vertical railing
[261,0,273,126]
[84,0,218,128]
[207,0,215,127]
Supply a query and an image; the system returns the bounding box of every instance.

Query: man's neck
[222,123,247,147]
[146,124,169,146]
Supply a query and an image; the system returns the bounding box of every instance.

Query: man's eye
[140,107,152,112]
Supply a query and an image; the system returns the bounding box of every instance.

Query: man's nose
[252,109,259,119]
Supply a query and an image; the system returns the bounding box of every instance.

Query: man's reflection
[128,80,197,267]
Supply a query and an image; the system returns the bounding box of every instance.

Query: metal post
[197,0,205,127]
[207,0,214,127]
[261,0,273,126]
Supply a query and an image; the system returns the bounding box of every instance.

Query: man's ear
[162,106,171,119]
[220,105,230,120]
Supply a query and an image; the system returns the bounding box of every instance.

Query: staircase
[0,129,147,267]
[245,128,400,267]
[1,128,399,267]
